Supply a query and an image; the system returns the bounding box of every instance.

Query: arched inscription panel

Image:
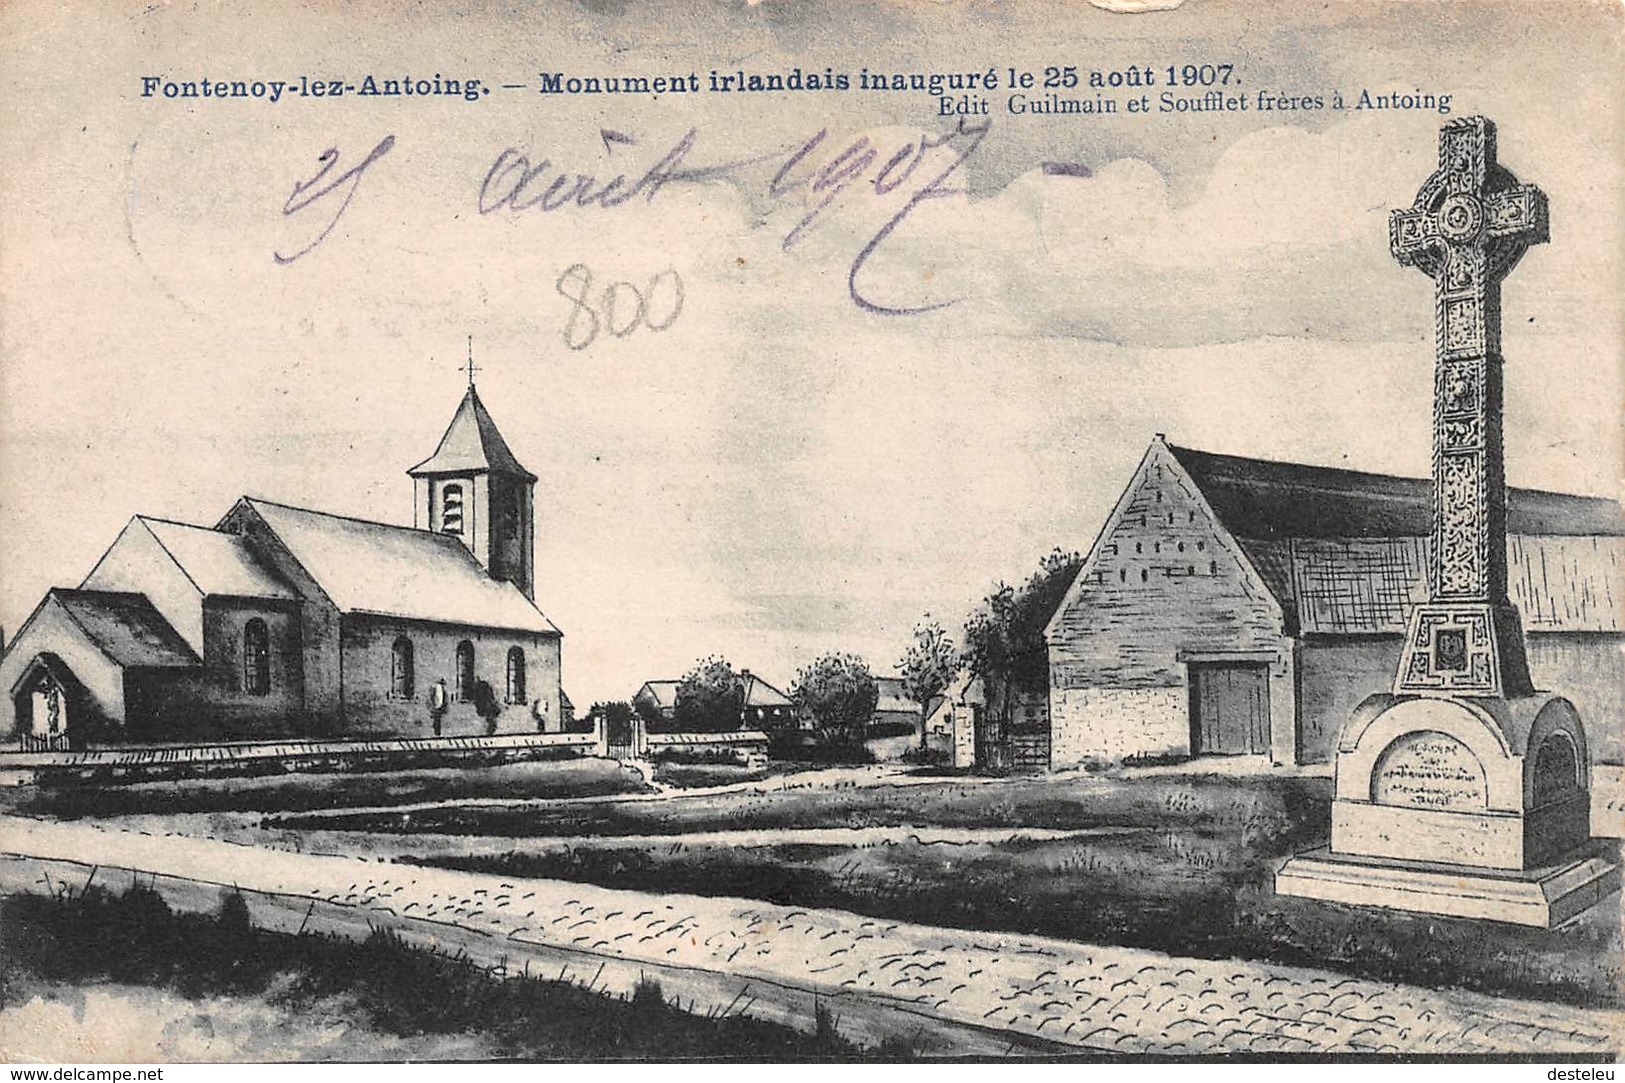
[1371,730,1488,810]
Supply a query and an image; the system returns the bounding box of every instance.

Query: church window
[392,637,415,699]
[1154,542,1161,553]
[1196,540,1205,551]
[442,484,465,534]
[1135,542,1142,554]
[1119,568,1126,582]
[1209,560,1218,575]
[243,619,270,696]
[1177,542,1185,552]
[1140,568,1148,583]
[506,647,527,704]
[1188,511,1195,523]
[1187,564,1195,575]
[455,640,475,701]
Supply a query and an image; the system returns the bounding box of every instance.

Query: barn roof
[50,589,199,668]
[235,498,559,635]
[1170,445,1625,539]
[137,517,298,600]
[407,386,536,480]
[1236,535,1624,635]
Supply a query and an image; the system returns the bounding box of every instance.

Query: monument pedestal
[1277,847,1619,928]
[1274,692,1620,929]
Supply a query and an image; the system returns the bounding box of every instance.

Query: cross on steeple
[1388,116,1548,698]
[464,334,480,389]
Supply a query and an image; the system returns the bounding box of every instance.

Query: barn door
[1189,664,1269,756]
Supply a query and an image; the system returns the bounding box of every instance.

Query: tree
[792,652,878,748]
[472,679,502,736]
[897,620,959,750]
[673,655,745,733]
[591,700,637,744]
[961,548,1084,750]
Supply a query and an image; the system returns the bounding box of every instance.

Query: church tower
[408,369,537,600]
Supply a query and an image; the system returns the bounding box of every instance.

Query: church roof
[137,517,298,600]
[407,387,536,480]
[1169,445,1625,539]
[236,498,559,635]
[50,589,199,668]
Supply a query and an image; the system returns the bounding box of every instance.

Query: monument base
[1275,846,1619,928]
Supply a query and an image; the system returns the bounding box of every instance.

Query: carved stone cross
[1389,116,1547,698]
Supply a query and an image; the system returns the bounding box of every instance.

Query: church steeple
[409,358,537,600]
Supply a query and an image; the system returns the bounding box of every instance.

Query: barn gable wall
[1046,441,1292,765]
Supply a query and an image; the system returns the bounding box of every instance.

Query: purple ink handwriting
[478,119,992,315]
[274,134,395,264]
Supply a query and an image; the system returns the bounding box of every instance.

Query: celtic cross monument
[1388,115,1547,698]
[1276,117,1616,927]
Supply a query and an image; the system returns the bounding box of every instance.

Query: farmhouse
[2,383,565,749]
[632,670,794,731]
[1041,436,1624,770]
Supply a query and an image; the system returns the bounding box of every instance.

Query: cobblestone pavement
[3,816,1618,1056]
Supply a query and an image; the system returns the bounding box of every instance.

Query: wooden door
[1190,664,1269,756]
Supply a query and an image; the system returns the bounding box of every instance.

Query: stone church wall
[125,600,306,743]
[339,615,563,739]
[218,503,346,732]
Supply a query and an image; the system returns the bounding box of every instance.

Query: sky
[1,0,1621,706]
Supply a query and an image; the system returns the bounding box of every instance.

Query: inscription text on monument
[1372,730,1488,811]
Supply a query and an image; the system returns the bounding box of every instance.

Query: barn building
[1042,436,1624,770]
[2,383,565,749]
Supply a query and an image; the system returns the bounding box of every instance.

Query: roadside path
[1,815,1617,1057]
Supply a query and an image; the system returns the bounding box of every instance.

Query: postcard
[0,0,1620,1066]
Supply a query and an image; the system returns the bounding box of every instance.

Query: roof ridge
[1169,444,1618,504]
[134,514,222,532]
[51,587,153,602]
[244,495,445,537]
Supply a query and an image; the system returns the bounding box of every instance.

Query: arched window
[455,640,475,701]
[442,484,465,534]
[392,637,415,699]
[243,619,270,696]
[506,646,526,704]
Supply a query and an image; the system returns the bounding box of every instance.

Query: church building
[1041,436,1624,771]
[1,383,564,749]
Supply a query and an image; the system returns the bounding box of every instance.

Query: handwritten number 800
[556,264,684,351]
